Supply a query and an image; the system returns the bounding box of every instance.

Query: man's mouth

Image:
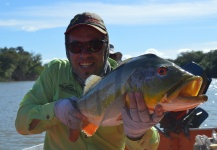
[80,62,93,68]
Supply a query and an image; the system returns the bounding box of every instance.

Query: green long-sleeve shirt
[15,59,160,150]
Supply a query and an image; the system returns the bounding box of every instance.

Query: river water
[0,79,217,150]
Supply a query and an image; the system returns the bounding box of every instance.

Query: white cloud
[177,41,217,54]
[143,48,166,58]
[177,48,192,53]
[122,48,177,60]
[1,1,217,31]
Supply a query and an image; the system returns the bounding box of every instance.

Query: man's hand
[122,92,164,140]
[54,97,87,141]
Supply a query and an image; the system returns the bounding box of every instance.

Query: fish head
[125,54,208,113]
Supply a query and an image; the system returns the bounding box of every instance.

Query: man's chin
[80,70,100,80]
[83,72,93,80]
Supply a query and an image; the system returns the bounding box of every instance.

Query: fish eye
[157,67,167,75]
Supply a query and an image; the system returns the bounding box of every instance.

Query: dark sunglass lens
[91,41,104,52]
[67,42,80,54]
[67,40,105,53]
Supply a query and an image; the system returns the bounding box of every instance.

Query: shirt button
[46,115,50,119]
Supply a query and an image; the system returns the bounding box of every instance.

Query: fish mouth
[159,76,208,112]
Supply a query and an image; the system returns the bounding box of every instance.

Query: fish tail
[82,118,99,137]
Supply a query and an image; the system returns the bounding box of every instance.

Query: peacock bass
[70,54,208,141]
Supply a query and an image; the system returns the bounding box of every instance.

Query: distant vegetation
[0,46,44,81]
[0,46,216,81]
[168,49,217,78]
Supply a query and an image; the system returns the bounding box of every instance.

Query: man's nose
[80,46,92,57]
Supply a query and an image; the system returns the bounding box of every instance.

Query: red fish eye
[158,67,167,75]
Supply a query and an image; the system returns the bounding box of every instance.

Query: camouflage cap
[65,12,107,35]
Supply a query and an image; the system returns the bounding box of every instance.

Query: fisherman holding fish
[15,12,164,150]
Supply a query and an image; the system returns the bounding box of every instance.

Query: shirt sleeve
[108,58,118,69]
[15,60,64,135]
[125,127,160,150]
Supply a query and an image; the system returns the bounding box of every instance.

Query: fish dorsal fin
[84,75,102,94]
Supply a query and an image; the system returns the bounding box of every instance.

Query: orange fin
[82,119,99,137]
[69,129,80,142]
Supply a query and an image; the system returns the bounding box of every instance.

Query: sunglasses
[66,40,107,54]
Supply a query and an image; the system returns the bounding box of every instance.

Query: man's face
[67,25,106,80]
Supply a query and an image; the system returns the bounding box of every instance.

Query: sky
[0,0,217,64]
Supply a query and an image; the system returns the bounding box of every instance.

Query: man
[15,12,164,150]
[109,44,123,64]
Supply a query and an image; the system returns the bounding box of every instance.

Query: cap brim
[65,24,107,35]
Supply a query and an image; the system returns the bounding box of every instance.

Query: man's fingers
[75,112,87,121]
[135,92,147,111]
[135,92,151,122]
[126,92,140,122]
[151,113,164,123]
[125,92,164,123]
[138,109,151,122]
[129,108,140,122]
[151,104,164,122]
[128,92,137,109]
[68,98,87,121]
[154,104,164,117]
[69,129,80,142]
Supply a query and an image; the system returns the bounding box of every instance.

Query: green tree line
[169,49,217,78]
[0,46,44,81]
[0,47,216,81]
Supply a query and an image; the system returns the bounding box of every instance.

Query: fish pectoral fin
[82,119,99,137]
[84,75,102,94]
[69,129,80,142]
